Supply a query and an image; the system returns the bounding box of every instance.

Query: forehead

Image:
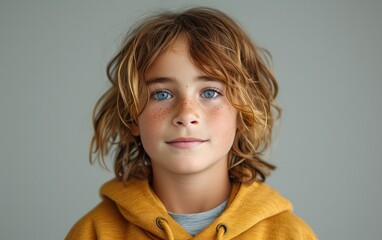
[145,38,201,79]
[143,35,228,86]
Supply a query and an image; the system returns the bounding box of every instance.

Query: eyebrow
[146,76,223,85]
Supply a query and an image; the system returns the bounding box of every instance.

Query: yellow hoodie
[66,179,317,239]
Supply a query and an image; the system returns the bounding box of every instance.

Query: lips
[165,137,207,149]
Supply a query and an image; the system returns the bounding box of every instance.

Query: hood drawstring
[156,217,227,240]
[216,223,227,240]
[156,217,174,240]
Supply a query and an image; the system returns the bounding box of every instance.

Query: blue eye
[202,89,220,98]
[152,90,172,100]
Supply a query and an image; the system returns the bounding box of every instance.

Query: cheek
[206,105,237,136]
[207,104,237,121]
[138,107,170,134]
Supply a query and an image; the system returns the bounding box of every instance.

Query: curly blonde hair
[90,7,281,184]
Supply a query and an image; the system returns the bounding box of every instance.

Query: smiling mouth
[165,138,207,149]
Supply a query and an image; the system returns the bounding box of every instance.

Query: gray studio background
[1,0,381,239]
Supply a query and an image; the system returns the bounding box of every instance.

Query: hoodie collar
[101,179,292,239]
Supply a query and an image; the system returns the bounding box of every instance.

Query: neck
[152,169,231,214]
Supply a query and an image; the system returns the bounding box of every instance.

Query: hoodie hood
[100,179,293,239]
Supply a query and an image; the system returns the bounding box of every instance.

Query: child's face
[135,38,238,178]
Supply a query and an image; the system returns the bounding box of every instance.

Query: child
[66,7,317,239]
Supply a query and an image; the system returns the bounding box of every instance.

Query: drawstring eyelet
[216,223,228,240]
[156,217,175,240]
[156,217,167,230]
[216,223,228,234]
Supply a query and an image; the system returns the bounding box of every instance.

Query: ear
[131,125,140,136]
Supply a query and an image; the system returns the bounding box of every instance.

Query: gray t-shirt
[168,200,227,236]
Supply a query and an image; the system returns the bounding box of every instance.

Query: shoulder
[231,182,317,239]
[65,199,127,240]
[258,211,317,239]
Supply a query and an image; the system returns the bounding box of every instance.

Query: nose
[172,98,200,127]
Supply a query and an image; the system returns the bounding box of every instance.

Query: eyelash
[150,88,223,101]
[151,89,172,100]
[201,88,222,98]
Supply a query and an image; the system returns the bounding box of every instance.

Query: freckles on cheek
[206,105,237,127]
[206,105,237,149]
[206,105,221,118]
[140,107,169,129]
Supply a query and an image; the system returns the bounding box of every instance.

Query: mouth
[165,137,207,149]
